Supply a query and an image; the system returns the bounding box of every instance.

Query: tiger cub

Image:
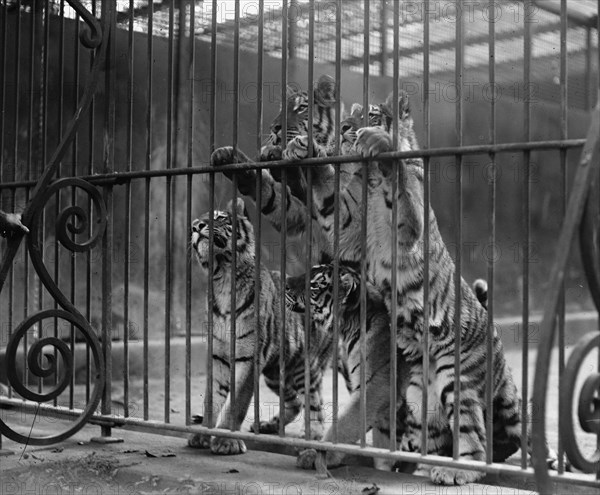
[285,263,410,471]
[189,198,333,454]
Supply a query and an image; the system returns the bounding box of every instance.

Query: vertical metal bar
[359,0,370,449]
[86,0,97,405]
[70,7,80,410]
[279,0,289,438]
[164,0,176,425]
[185,0,196,428]
[288,0,297,59]
[421,0,431,458]
[331,0,342,445]
[452,0,464,461]
[249,0,265,436]
[205,0,218,429]
[54,0,66,408]
[557,0,568,474]
[204,0,218,426]
[521,0,532,469]
[143,0,154,422]
[0,0,7,161]
[100,0,116,438]
[37,0,51,396]
[228,0,241,432]
[9,0,23,404]
[390,2,400,452]
[304,0,315,440]
[585,27,592,110]
[253,0,264,436]
[389,0,399,453]
[485,0,496,466]
[380,0,387,76]
[24,0,37,393]
[596,0,600,468]
[123,0,135,419]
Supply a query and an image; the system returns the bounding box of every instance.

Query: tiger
[277,90,528,484]
[210,74,338,246]
[188,198,334,455]
[285,262,411,471]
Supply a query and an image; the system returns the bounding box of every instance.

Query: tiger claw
[355,127,393,158]
[187,432,211,449]
[210,146,236,167]
[210,436,247,455]
[430,466,484,486]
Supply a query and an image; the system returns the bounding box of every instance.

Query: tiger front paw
[295,448,343,470]
[210,146,256,196]
[355,127,393,158]
[210,436,247,455]
[187,432,211,449]
[283,136,326,161]
[283,136,310,160]
[430,466,484,486]
[296,448,318,469]
[259,145,283,162]
[211,146,236,167]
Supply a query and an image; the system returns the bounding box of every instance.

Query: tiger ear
[350,103,363,118]
[286,84,297,99]
[339,271,357,300]
[382,90,411,121]
[226,198,247,217]
[314,74,336,108]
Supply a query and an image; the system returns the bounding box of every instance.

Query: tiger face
[191,198,254,269]
[266,74,337,151]
[285,264,359,326]
[341,90,414,155]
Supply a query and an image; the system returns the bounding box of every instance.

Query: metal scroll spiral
[0,178,107,445]
[559,169,600,474]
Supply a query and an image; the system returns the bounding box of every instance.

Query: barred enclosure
[0,0,599,493]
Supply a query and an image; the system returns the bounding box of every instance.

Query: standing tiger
[210,74,338,254]
[286,262,410,471]
[189,198,333,454]
[271,90,526,484]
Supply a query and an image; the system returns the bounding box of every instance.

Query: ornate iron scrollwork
[0,178,107,445]
[0,2,109,445]
[560,331,600,473]
[532,106,600,493]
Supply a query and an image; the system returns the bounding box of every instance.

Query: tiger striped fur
[209,74,338,247]
[285,263,410,471]
[189,198,333,455]
[283,91,528,484]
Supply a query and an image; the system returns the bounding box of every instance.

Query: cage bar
[359,0,370,450]
[452,0,465,462]
[485,0,497,466]
[252,0,265,437]
[278,0,288,439]
[557,0,568,474]
[421,0,431,460]
[521,0,532,469]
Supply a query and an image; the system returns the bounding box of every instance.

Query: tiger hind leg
[251,375,303,436]
[431,396,486,485]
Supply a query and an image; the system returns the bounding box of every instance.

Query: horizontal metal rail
[0,138,588,191]
[1,397,599,488]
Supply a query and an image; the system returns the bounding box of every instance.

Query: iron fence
[0,1,599,493]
